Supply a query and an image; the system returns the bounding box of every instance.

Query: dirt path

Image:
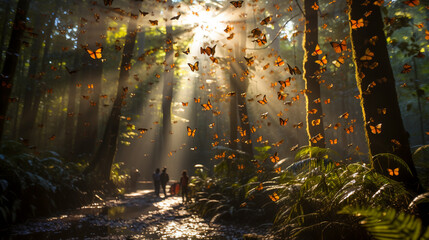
[5,189,270,239]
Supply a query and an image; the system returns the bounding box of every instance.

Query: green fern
[294,146,339,161]
[339,206,429,240]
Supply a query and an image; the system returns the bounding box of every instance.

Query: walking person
[180,170,189,203]
[160,167,169,198]
[152,168,161,197]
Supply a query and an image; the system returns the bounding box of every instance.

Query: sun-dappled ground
[4,189,271,239]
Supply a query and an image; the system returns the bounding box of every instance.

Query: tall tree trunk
[348,0,421,192]
[159,0,174,163]
[0,0,12,68]
[85,2,140,182]
[74,19,105,155]
[18,15,46,140]
[302,0,325,148]
[64,55,80,154]
[228,75,238,150]
[0,0,31,141]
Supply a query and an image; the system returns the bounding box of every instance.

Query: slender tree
[348,0,421,192]
[302,0,325,148]
[0,0,31,141]
[85,1,141,181]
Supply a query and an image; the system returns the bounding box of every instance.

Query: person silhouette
[152,168,160,197]
[160,167,169,198]
[180,170,189,203]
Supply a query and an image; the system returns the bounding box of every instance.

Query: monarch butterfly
[187,126,196,137]
[425,30,429,40]
[388,168,399,176]
[138,128,148,134]
[277,92,287,100]
[224,25,233,33]
[330,39,347,53]
[332,56,346,67]
[311,44,322,56]
[345,125,354,134]
[279,117,288,126]
[339,112,349,119]
[188,61,199,72]
[403,0,419,7]
[373,0,384,6]
[182,48,190,55]
[269,192,280,202]
[230,1,243,8]
[311,119,321,126]
[227,33,235,40]
[293,122,303,128]
[244,56,254,66]
[401,64,412,74]
[310,133,324,143]
[274,56,285,66]
[360,48,374,61]
[210,57,219,63]
[182,102,188,106]
[290,144,299,151]
[104,0,113,6]
[149,20,158,26]
[257,95,267,105]
[350,18,365,29]
[253,34,267,46]
[86,47,103,59]
[377,108,387,115]
[330,139,338,145]
[250,28,262,38]
[287,63,302,75]
[256,183,263,191]
[251,125,256,133]
[237,164,244,170]
[278,78,291,87]
[324,98,331,104]
[308,109,318,114]
[139,10,149,16]
[201,45,216,56]
[315,54,327,66]
[370,123,382,134]
[274,167,281,173]
[170,13,181,20]
[260,16,272,25]
[201,99,212,110]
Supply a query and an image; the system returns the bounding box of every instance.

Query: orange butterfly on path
[269,192,279,202]
[311,44,322,56]
[330,39,347,53]
[86,47,102,59]
[279,118,288,126]
[370,123,382,134]
[388,168,399,176]
[187,126,196,137]
[201,99,212,110]
[188,61,199,72]
[257,95,267,105]
[403,0,419,7]
[230,0,243,8]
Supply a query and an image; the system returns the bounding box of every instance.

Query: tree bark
[0,0,31,141]
[18,15,46,140]
[348,0,421,192]
[85,2,140,182]
[302,0,325,148]
[0,0,12,68]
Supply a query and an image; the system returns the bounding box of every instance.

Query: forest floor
[3,183,271,239]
